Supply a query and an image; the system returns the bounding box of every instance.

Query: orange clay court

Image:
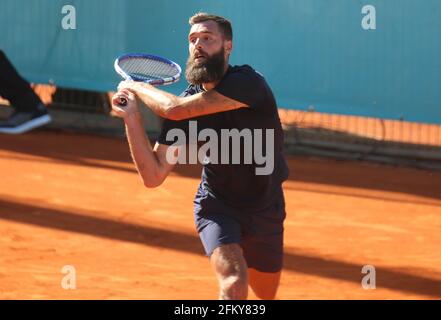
[0,130,440,300]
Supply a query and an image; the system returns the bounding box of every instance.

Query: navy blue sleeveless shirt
[158,65,289,211]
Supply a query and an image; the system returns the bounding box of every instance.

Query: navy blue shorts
[193,185,286,273]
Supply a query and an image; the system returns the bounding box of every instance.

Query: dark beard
[185,47,226,85]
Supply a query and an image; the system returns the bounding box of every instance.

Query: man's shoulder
[223,64,271,96]
[229,64,265,79]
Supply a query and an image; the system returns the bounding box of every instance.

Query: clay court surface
[1,130,440,299]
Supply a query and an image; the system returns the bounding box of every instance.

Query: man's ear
[225,40,233,55]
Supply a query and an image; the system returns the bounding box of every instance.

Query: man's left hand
[117,80,138,92]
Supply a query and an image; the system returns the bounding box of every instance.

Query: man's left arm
[118,81,248,120]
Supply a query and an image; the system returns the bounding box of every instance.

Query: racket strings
[119,58,178,81]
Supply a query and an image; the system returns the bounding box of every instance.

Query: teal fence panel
[1,0,440,123]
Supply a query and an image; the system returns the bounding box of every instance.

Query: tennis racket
[114,53,181,106]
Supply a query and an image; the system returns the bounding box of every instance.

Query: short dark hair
[189,12,233,41]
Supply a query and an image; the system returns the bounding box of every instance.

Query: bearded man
[112,12,289,300]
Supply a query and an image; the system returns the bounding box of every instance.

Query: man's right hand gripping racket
[114,53,182,106]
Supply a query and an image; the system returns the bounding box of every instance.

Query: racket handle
[118,97,127,107]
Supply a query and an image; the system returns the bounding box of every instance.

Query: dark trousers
[0,50,42,112]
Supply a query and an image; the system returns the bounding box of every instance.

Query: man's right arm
[124,112,177,188]
[109,85,179,189]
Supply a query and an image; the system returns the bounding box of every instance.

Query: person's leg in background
[0,49,51,134]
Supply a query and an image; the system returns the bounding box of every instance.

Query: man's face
[185,20,232,85]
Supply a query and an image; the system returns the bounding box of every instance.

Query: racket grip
[118,97,128,107]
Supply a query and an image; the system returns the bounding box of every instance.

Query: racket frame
[114,53,182,86]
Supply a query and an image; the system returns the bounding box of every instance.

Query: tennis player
[112,13,289,300]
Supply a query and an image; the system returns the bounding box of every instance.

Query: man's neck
[202,63,230,91]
